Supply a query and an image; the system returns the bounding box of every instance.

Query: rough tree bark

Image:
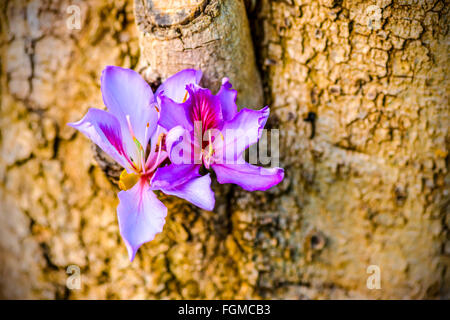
[0,0,448,299]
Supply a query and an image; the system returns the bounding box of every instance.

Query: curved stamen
[126,114,149,172]
[147,133,165,173]
[141,122,150,174]
[208,130,213,157]
[182,90,189,103]
[126,115,136,139]
[145,126,160,169]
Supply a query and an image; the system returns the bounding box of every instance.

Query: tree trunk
[0,0,448,299]
[134,0,263,108]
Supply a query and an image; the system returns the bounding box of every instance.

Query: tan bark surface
[0,0,448,299]
[135,0,263,108]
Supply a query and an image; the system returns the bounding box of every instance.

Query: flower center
[200,129,223,169]
[119,115,165,190]
[126,115,149,173]
[189,89,221,135]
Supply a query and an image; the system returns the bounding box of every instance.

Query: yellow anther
[208,130,214,156]
[182,91,189,103]
[118,169,139,191]
[154,132,165,152]
[157,132,165,144]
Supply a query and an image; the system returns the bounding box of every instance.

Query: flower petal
[165,126,201,165]
[212,163,284,191]
[117,179,167,261]
[186,84,223,132]
[68,108,133,171]
[156,69,202,103]
[162,175,215,211]
[217,77,238,121]
[152,164,215,211]
[101,66,158,151]
[158,95,194,132]
[214,106,270,163]
[152,163,201,187]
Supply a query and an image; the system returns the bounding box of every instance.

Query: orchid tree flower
[68,66,214,261]
[157,70,284,192]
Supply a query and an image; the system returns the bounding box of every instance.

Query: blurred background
[0,0,448,299]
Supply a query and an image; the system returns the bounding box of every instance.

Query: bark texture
[0,0,449,299]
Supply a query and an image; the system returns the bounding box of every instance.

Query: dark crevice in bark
[246,0,273,108]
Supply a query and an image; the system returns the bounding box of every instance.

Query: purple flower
[68,66,214,261]
[157,72,284,192]
[69,66,284,262]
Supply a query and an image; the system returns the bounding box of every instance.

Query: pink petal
[212,163,284,191]
[101,66,158,154]
[68,108,134,171]
[152,164,215,211]
[156,69,202,103]
[217,77,238,121]
[214,107,270,163]
[117,179,167,261]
